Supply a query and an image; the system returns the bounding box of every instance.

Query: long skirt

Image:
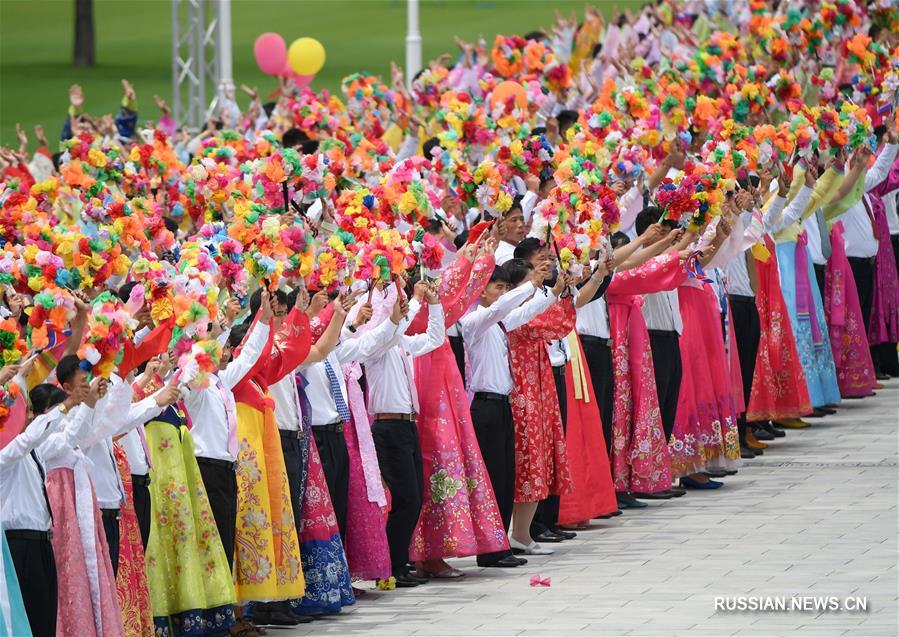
[669,284,742,477]
[341,391,391,581]
[410,341,509,560]
[290,436,354,615]
[233,403,304,603]
[746,241,812,421]
[775,241,841,407]
[825,222,877,397]
[46,465,124,637]
[558,333,617,524]
[0,523,31,637]
[112,445,154,637]
[145,415,235,636]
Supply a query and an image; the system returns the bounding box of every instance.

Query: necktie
[497,321,516,379]
[399,349,421,414]
[214,377,239,459]
[135,426,153,471]
[862,195,878,240]
[30,450,53,523]
[815,209,832,260]
[324,359,351,423]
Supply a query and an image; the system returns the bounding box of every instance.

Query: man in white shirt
[184,294,272,573]
[494,196,530,265]
[301,300,397,540]
[459,259,556,566]
[366,281,444,587]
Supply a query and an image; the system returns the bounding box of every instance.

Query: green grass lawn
[0,0,643,149]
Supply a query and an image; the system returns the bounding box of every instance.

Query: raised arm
[219,320,271,389]
[262,307,312,384]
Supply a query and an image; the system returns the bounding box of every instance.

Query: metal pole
[216,0,234,99]
[405,0,421,92]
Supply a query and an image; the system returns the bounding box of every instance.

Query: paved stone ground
[283,380,898,637]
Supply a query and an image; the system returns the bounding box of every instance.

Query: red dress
[605,254,683,494]
[509,297,577,503]
[558,333,618,524]
[746,238,812,421]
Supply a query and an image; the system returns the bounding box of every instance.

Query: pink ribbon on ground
[529,575,552,587]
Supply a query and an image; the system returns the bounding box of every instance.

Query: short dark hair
[30,384,67,415]
[56,354,82,387]
[228,322,251,349]
[556,110,579,131]
[610,232,631,249]
[422,137,442,160]
[117,281,139,304]
[505,258,534,287]
[635,206,664,235]
[507,195,524,215]
[489,265,511,285]
[513,237,545,261]
[523,30,547,41]
[249,287,288,320]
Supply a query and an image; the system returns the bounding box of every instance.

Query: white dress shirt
[0,406,91,531]
[365,303,445,415]
[460,282,557,394]
[301,316,399,426]
[642,290,682,334]
[547,338,570,367]
[884,189,898,236]
[802,214,826,265]
[271,374,301,432]
[576,296,611,340]
[839,144,898,259]
[119,429,149,475]
[186,321,270,461]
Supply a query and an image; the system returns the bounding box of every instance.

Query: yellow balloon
[288,37,326,76]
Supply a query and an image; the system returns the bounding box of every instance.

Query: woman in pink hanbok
[670,278,741,478]
[867,177,899,377]
[605,251,685,496]
[824,221,877,397]
[408,245,509,577]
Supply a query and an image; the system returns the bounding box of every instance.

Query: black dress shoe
[667,487,687,496]
[286,612,314,624]
[631,491,674,500]
[483,555,525,568]
[751,426,775,440]
[253,610,302,626]
[391,571,421,587]
[758,422,785,438]
[740,444,756,459]
[703,470,729,478]
[550,528,577,540]
[534,531,564,543]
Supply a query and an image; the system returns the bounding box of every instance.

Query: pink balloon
[279,60,314,88]
[254,32,287,76]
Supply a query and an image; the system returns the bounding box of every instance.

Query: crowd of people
[1,0,898,636]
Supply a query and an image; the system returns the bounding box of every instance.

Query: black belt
[101,508,120,521]
[473,391,509,403]
[552,365,566,377]
[579,335,611,346]
[197,457,236,471]
[5,529,52,541]
[373,413,417,422]
[727,294,755,303]
[647,329,679,337]
[279,429,304,440]
[131,474,151,487]
[313,421,344,433]
[847,256,876,264]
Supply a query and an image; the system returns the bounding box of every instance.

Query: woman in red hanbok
[558,332,617,526]
[605,252,684,495]
[408,247,509,576]
[746,238,813,422]
[825,222,877,397]
[508,285,576,546]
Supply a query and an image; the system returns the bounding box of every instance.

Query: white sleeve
[37,406,96,461]
[0,409,61,465]
[771,186,813,233]
[219,321,271,389]
[459,282,537,342]
[761,196,786,234]
[405,304,445,357]
[520,191,539,224]
[864,144,899,191]
[504,288,557,332]
[333,316,401,364]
